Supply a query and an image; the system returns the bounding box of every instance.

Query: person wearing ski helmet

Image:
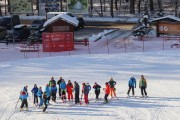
[74,81,80,104]
[57,77,64,98]
[23,85,28,95]
[36,86,43,107]
[44,84,51,103]
[31,84,38,105]
[43,92,48,112]
[93,82,101,100]
[103,82,110,103]
[139,75,147,97]
[49,77,56,87]
[127,76,136,97]
[83,83,91,104]
[20,89,28,111]
[60,79,67,101]
[66,80,74,101]
[108,77,116,97]
[50,83,57,102]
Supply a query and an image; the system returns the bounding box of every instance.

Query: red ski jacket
[66,83,73,93]
[105,84,110,94]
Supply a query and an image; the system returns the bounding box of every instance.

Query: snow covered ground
[0,27,180,120]
[0,49,180,120]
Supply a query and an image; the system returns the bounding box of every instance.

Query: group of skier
[19,75,148,112]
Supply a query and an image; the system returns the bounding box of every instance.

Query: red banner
[42,32,74,52]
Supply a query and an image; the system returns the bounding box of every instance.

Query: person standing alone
[139,75,148,97]
[127,76,136,97]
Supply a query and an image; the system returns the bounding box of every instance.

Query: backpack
[84,85,91,94]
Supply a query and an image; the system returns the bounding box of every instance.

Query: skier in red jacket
[66,80,73,101]
[103,82,110,103]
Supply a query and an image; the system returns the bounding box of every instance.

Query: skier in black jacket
[74,81,80,104]
[43,92,48,112]
[93,82,101,100]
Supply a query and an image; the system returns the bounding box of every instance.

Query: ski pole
[15,98,20,109]
[80,93,83,105]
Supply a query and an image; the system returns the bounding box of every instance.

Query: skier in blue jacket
[20,90,28,111]
[60,79,66,101]
[50,83,57,102]
[127,76,136,97]
[31,84,38,105]
[36,86,43,107]
[44,84,51,104]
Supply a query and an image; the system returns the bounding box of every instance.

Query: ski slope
[0,50,180,120]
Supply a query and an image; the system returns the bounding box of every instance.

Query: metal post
[163,38,164,50]
[88,44,90,54]
[10,13,15,45]
[107,38,109,54]
[124,37,126,53]
[143,39,144,51]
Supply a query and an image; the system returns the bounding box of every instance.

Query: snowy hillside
[0,50,180,120]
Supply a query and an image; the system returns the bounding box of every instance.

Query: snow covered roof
[14,24,26,29]
[43,13,79,28]
[150,15,180,22]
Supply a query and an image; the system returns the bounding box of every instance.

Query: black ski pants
[58,87,61,97]
[33,94,38,104]
[140,87,147,96]
[104,94,109,102]
[47,96,50,103]
[127,86,135,95]
[20,99,28,108]
[51,93,56,102]
[95,90,100,99]
[43,99,48,112]
[75,92,79,104]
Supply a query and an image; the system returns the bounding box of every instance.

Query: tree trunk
[110,0,114,17]
[130,0,135,14]
[137,0,141,13]
[149,0,154,12]
[36,0,39,10]
[100,0,103,16]
[115,0,118,10]
[0,4,2,16]
[90,0,93,11]
[7,0,11,12]
[103,0,106,12]
[157,0,162,12]
[60,0,63,11]
[175,0,178,17]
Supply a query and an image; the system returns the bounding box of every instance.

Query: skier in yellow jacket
[139,75,148,97]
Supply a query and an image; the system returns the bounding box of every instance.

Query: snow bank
[88,29,119,41]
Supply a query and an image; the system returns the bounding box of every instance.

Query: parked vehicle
[0,15,20,30]
[29,19,46,30]
[13,24,30,40]
[66,12,85,29]
[0,27,7,40]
